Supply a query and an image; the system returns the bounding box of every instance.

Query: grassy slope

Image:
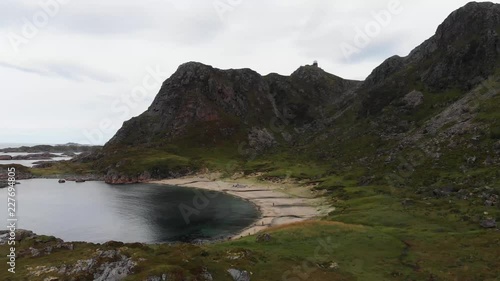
[1,175,499,281]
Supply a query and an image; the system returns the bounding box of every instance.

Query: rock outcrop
[105,62,361,148]
[361,2,500,116]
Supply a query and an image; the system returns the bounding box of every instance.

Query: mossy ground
[1,174,498,281]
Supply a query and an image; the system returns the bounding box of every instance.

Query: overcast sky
[0,0,488,145]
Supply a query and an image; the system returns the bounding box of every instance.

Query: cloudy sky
[0,0,486,145]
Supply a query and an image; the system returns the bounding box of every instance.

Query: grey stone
[402,90,424,108]
[30,247,41,257]
[480,219,497,228]
[228,268,251,281]
[94,258,136,281]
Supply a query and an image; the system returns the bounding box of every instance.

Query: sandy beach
[151,176,328,239]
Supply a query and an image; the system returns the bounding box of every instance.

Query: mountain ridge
[69,1,500,189]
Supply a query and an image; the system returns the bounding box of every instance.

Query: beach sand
[151,176,328,239]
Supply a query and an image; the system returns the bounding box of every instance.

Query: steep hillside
[361,1,500,116]
[75,2,500,191]
[91,63,361,183]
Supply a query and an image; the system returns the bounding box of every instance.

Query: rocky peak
[408,1,500,63]
[105,61,361,150]
[291,65,333,81]
[434,2,500,45]
[361,1,500,117]
[364,55,404,88]
[168,61,215,85]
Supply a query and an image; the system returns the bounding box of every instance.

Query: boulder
[402,90,424,108]
[227,269,251,281]
[256,233,272,242]
[248,128,277,153]
[200,267,213,281]
[16,229,36,241]
[480,219,497,228]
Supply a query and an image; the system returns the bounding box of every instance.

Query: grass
[2,175,498,280]
[30,162,96,177]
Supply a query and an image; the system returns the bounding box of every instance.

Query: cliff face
[96,2,500,185]
[98,63,361,183]
[105,63,361,149]
[361,1,500,116]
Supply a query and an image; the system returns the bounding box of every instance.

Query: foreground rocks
[227,268,251,281]
[0,230,252,280]
[0,230,136,281]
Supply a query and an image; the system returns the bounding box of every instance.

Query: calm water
[0,179,259,243]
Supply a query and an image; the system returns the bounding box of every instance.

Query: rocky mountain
[94,62,362,183]
[105,63,361,148]
[87,1,500,187]
[361,1,500,116]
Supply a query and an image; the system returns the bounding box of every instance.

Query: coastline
[151,176,329,239]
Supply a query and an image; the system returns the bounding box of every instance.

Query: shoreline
[151,176,328,239]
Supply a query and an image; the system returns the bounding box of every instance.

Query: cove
[0,179,259,243]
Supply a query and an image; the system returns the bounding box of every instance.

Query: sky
[0,0,488,145]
